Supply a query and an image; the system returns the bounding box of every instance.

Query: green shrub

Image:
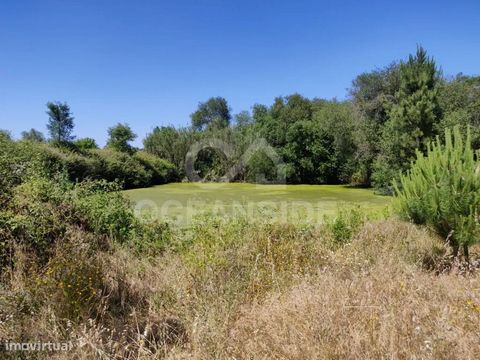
[91,149,152,188]
[245,151,277,183]
[72,180,135,242]
[1,176,137,268]
[0,137,49,199]
[324,205,365,244]
[130,220,172,255]
[134,151,178,184]
[394,127,480,257]
[73,137,99,150]
[6,176,74,263]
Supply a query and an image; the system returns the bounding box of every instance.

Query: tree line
[143,47,480,192]
[4,46,480,192]
[1,104,177,189]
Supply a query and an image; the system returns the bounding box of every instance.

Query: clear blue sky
[1,0,479,146]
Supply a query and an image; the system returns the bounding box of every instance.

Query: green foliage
[0,175,139,268]
[191,97,231,131]
[134,151,178,184]
[324,205,365,244]
[234,110,253,127]
[394,127,480,255]
[0,129,12,140]
[255,94,312,149]
[106,123,137,153]
[0,137,56,201]
[245,151,277,183]
[130,220,172,255]
[436,75,480,148]
[21,128,45,142]
[194,147,230,181]
[313,101,357,182]
[5,47,480,193]
[143,126,196,177]
[284,120,337,183]
[72,180,135,242]
[0,136,176,191]
[251,94,356,184]
[374,47,441,192]
[94,149,152,187]
[74,137,98,150]
[46,101,75,143]
[350,63,400,124]
[0,136,22,198]
[5,176,73,263]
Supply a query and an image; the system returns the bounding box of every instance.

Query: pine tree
[373,47,441,192]
[395,127,480,259]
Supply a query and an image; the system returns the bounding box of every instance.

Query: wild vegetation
[1,46,480,358]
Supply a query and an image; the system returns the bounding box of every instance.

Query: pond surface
[124,183,390,225]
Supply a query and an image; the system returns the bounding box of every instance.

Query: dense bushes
[0,138,177,190]
[71,180,136,242]
[0,158,176,269]
[395,127,480,257]
[0,177,133,267]
[134,151,178,184]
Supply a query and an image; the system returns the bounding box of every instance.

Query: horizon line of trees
[144,46,480,192]
[3,46,480,192]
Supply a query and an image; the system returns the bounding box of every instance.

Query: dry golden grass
[1,218,480,359]
[229,221,480,359]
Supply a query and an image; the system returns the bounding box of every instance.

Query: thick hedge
[0,139,178,190]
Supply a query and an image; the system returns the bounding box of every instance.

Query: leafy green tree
[374,47,441,193]
[234,111,253,127]
[284,120,337,183]
[143,126,196,176]
[194,148,229,181]
[106,123,137,153]
[46,101,75,143]
[349,64,400,185]
[143,126,180,162]
[395,127,480,259]
[0,130,12,141]
[74,137,98,150]
[436,74,480,147]
[350,63,400,124]
[245,151,277,183]
[21,128,45,142]
[313,101,356,183]
[191,97,231,131]
[255,94,312,149]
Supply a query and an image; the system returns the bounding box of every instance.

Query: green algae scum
[124,183,390,226]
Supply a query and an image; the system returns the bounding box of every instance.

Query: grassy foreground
[2,212,479,359]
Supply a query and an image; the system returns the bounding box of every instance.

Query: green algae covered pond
[124,183,390,226]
